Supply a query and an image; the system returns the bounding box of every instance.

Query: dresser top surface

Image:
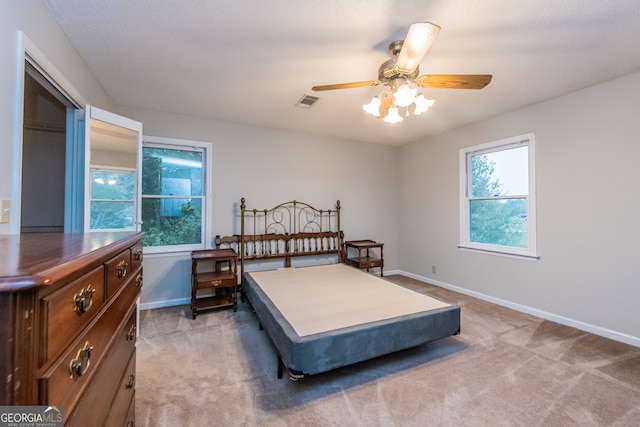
[0,232,143,291]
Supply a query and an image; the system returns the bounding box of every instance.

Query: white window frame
[459,133,538,260]
[142,136,212,254]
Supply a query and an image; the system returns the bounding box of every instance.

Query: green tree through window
[141,145,205,248]
[469,154,527,248]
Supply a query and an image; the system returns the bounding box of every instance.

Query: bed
[215,198,460,380]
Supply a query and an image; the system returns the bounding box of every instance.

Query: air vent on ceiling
[296,94,320,108]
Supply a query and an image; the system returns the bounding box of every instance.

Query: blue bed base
[242,270,461,380]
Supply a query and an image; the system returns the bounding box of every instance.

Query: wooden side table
[343,240,384,276]
[191,248,238,319]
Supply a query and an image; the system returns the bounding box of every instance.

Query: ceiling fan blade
[416,74,493,89]
[395,22,441,73]
[311,80,380,91]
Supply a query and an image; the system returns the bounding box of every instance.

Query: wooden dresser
[0,232,143,426]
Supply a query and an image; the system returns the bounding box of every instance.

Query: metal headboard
[227,198,343,277]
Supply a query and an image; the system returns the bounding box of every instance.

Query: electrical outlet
[1,200,10,224]
[431,265,437,274]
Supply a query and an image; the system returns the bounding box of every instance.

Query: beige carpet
[135,275,640,426]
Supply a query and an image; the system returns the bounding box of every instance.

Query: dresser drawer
[38,277,140,414]
[40,266,106,366]
[130,241,143,273]
[105,248,132,298]
[104,350,136,427]
[123,394,136,427]
[65,309,136,427]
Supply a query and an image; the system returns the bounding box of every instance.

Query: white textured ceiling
[42,0,640,145]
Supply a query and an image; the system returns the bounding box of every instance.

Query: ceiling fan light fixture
[393,84,417,107]
[363,96,381,116]
[413,94,435,115]
[311,22,490,124]
[383,106,403,124]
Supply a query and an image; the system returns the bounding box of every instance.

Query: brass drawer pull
[211,280,221,287]
[69,341,94,378]
[73,284,96,314]
[135,273,143,288]
[126,373,136,389]
[116,260,128,278]
[127,324,137,341]
[134,249,143,261]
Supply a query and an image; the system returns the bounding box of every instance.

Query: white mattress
[247,263,451,337]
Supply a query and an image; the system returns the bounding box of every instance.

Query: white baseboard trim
[140,297,190,311]
[398,270,640,348]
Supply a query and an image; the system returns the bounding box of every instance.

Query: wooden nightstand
[343,240,384,276]
[191,248,238,319]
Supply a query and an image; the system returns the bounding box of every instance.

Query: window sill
[143,245,206,256]
[457,245,540,261]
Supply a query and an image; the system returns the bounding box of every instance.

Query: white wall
[398,71,640,345]
[115,107,400,308]
[0,1,112,234]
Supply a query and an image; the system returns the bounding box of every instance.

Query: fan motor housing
[378,59,419,84]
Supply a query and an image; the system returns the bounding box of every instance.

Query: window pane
[90,201,135,229]
[142,147,203,196]
[471,146,528,197]
[469,199,527,248]
[141,198,202,247]
[91,170,135,200]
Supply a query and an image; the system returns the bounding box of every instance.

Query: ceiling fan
[311,23,492,122]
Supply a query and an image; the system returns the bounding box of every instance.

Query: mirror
[85,106,142,232]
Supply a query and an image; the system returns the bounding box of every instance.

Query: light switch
[1,200,10,223]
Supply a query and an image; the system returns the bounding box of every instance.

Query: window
[459,133,538,259]
[89,168,136,230]
[141,137,210,252]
